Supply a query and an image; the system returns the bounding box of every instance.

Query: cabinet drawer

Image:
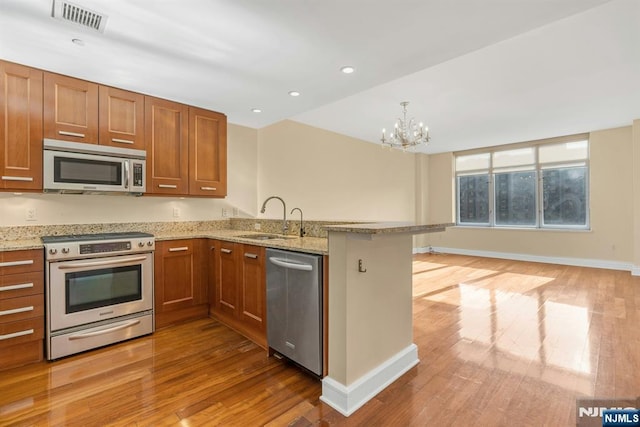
[0,317,44,348]
[0,295,44,323]
[0,250,44,275]
[158,240,193,256]
[0,271,44,300]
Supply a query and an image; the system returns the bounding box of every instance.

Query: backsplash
[1,218,362,241]
[229,218,360,238]
[1,220,230,241]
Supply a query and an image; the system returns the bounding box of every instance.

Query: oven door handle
[68,319,141,340]
[57,255,149,269]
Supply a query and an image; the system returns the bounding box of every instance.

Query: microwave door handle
[124,161,130,190]
[57,255,148,269]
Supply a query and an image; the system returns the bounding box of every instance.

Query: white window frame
[454,135,590,230]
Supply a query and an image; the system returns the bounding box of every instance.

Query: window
[455,139,589,229]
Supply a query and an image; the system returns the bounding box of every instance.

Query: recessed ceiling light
[71,38,85,46]
[340,66,355,74]
[288,91,300,97]
[251,108,262,113]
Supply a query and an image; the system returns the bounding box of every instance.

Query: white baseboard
[416,246,635,273]
[320,344,419,417]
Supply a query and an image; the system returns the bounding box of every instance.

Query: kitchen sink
[236,234,295,241]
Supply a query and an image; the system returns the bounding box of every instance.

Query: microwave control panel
[133,162,144,187]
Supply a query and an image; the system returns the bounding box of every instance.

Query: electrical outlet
[254,223,261,230]
[221,208,228,217]
[232,207,239,217]
[173,207,180,218]
[25,208,36,221]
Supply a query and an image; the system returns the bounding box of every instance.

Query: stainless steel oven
[42,232,155,360]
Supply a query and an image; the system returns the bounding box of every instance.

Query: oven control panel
[80,241,131,254]
[45,237,155,261]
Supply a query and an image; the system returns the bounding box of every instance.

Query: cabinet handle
[0,260,34,268]
[168,247,189,252]
[244,253,258,259]
[0,282,34,292]
[2,176,34,182]
[111,138,134,145]
[158,184,178,189]
[220,248,232,254]
[59,130,85,138]
[200,187,217,191]
[210,247,215,251]
[0,306,34,316]
[0,329,34,341]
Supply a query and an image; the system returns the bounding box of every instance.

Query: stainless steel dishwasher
[266,248,323,376]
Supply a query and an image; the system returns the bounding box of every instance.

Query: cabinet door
[240,245,266,334]
[44,72,98,144]
[145,96,189,195]
[154,239,198,314]
[188,107,227,197]
[99,86,145,150]
[213,240,239,320]
[0,61,43,191]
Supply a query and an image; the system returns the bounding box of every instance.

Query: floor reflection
[415,257,595,395]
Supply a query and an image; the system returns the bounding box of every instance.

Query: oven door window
[65,265,141,313]
[54,156,122,186]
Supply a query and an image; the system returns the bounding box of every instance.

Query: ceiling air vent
[52,0,108,33]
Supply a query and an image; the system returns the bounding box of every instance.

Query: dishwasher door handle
[268,257,313,271]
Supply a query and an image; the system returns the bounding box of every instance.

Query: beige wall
[422,126,635,265]
[0,123,258,226]
[257,120,416,222]
[633,120,640,273]
[328,232,413,385]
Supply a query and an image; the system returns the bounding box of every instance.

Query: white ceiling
[1,0,639,153]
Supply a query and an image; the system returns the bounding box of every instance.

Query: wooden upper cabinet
[0,61,43,191]
[145,96,189,195]
[44,72,99,144]
[188,107,227,197]
[99,86,145,150]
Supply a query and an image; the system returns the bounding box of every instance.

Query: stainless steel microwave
[43,139,146,195]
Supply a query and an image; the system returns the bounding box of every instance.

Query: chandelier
[380,101,430,151]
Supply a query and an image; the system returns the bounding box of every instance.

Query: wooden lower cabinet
[0,249,45,370]
[209,240,266,348]
[154,239,208,329]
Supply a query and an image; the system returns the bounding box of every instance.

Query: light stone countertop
[0,238,44,252]
[0,221,453,254]
[0,230,328,255]
[323,222,454,234]
[154,229,328,255]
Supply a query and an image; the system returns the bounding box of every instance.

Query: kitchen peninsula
[0,219,452,418]
[320,222,450,416]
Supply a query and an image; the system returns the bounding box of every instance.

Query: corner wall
[257,120,416,222]
[633,119,640,274]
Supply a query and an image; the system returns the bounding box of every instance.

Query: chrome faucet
[260,196,288,235]
[290,207,305,237]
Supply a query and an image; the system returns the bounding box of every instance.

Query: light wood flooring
[1,253,639,426]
